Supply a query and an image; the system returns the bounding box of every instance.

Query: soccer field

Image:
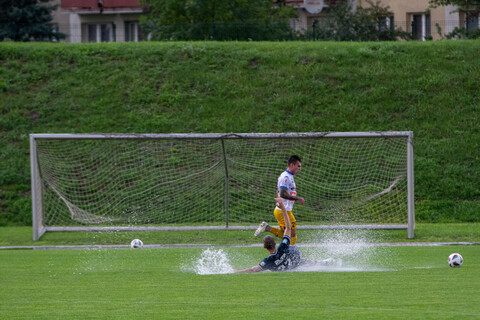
[1,244,479,319]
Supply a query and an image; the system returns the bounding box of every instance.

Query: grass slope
[1,41,480,225]
[0,245,479,319]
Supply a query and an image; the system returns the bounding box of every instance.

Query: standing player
[254,155,304,245]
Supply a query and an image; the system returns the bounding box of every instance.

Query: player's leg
[289,212,297,245]
[254,221,269,237]
[255,210,297,242]
[269,208,286,238]
[271,209,297,244]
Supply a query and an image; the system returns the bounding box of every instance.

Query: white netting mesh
[33,133,410,228]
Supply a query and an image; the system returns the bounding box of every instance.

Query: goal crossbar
[31,132,414,240]
[30,131,411,140]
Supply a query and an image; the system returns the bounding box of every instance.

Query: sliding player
[234,197,301,273]
[254,155,304,245]
[235,197,334,273]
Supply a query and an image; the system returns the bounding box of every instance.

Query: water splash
[298,229,390,272]
[309,229,374,257]
[191,249,234,275]
[182,230,393,274]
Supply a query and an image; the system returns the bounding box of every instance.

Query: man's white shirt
[276,170,296,211]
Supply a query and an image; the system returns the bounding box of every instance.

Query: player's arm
[234,265,262,273]
[279,188,305,204]
[275,197,291,238]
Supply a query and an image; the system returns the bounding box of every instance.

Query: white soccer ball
[448,253,463,267]
[130,239,143,249]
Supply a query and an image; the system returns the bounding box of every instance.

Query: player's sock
[290,235,297,245]
[269,227,284,238]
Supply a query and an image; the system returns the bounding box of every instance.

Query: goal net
[30,132,414,240]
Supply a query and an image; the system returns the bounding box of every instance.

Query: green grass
[1,223,479,247]
[1,41,480,226]
[0,245,479,319]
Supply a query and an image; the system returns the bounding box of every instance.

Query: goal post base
[33,227,47,241]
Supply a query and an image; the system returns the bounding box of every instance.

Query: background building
[50,0,479,41]
[54,0,143,42]
[362,0,479,40]
[285,0,348,33]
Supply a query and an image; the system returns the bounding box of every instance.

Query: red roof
[284,0,343,5]
[61,0,342,11]
[61,0,141,10]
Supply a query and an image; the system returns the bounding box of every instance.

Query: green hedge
[1,41,479,225]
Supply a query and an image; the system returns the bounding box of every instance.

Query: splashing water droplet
[193,249,234,275]
[299,230,389,271]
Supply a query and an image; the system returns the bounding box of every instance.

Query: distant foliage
[446,27,480,39]
[140,0,297,40]
[0,0,64,41]
[429,0,480,13]
[429,0,480,39]
[313,0,410,41]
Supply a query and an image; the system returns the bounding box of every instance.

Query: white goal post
[30,132,414,240]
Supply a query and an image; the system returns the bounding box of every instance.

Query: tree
[430,0,480,38]
[140,0,297,41]
[429,0,480,13]
[0,0,64,41]
[313,0,410,41]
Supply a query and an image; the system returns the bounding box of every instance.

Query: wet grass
[0,244,479,319]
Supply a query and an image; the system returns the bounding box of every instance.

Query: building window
[466,13,479,32]
[101,24,112,42]
[425,14,431,38]
[86,23,114,42]
[412,14,423,40]
[410,13,430,40]
[125,21,144,42]
[125,22,137,42]
[377,15,394,32]
[88,24,97,42]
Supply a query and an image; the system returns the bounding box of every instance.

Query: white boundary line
[0,241,478,250]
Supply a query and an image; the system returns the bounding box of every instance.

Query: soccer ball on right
[130,239,143,249]
[448,253,463,267]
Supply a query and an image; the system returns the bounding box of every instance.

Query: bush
[1,41,480,224]
[446,27,480,39]
[311,0,410,41]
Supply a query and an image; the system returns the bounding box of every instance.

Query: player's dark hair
[263,235,276,251]
[288,155,301,166]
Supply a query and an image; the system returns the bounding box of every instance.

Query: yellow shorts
[273,208,297,230]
